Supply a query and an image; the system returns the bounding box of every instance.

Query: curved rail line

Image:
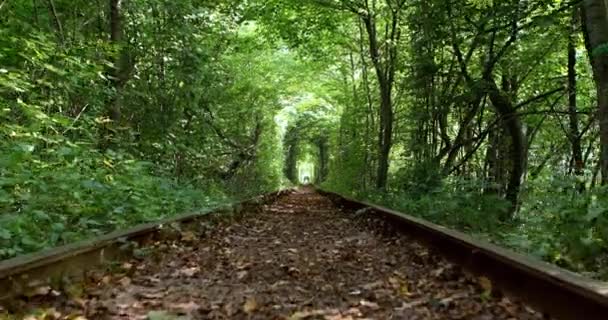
[0,187,607,319]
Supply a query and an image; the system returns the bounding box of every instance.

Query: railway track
[0,187,606,319]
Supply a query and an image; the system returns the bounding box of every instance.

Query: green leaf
[586,206,604,222]
[0,229,12,240]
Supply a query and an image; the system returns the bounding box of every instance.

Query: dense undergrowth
[324,174,608,280]
[0,98,229,259]
[4,0,608,285]
[0,3,290,260]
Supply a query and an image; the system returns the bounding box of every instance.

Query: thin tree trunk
[32,0,40,28]
[581,0,608,184]
[108,0,123,123]
[358,19,376,189]
[45,0,65,46]
[362,12,396,191]
[567,9,585,184]
[486,79,526,217]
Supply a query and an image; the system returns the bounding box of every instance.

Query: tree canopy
[3,0,608,278]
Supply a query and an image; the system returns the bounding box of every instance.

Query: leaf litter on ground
[3,188,549,319]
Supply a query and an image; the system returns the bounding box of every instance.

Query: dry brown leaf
[40,308,61,320]
[439,292,469,306]
[325,315,354,320]
[178,267,199,277]
[348,290,362,296]
[479,276,492,296]
[362,280,383,290]
[119,277,131,287]
[431,267,445,277]
[181,231,197,242]
[359,299,380,310]
[243,297,258,314]
[388,276,410,297]
[288,309,337,320]
[27,285,52,297]
[172,301,200,314]
[64,283,84,299]
[138,291,166,299]
[236,261,252,270]
[344,307,363,317]
[237,270,248,280]
[397,298,427,309]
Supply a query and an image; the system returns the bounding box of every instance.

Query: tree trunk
[45,0,65,46]
[486,79,526,217]
[568,9,585,183]
[358,19,376,189]
[316,137,329,184]
[582,0,608,184]
[108,0,131,123]
[362,14,395,190]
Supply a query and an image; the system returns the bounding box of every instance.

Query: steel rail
[317,188,608,320]
[2,187,608,320]
[0,189,292,302]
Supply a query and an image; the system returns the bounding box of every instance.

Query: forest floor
[6,188,548,319]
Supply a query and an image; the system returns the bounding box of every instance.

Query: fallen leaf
[119,277,131,287]
[178,267,199,277]
[25,286,52,297]
[431,267,445,277]
[138,291,166,299]
[439,292,469,306]
[388,276,410,297]
[40,308,61,319]
[397,299,428,309]
[325,315,354,320]
[359,300,380,310]
[181,231,197,242]
[288,309,338,320]
[479,276,492,297]
[243,297,258,313]
[237,270,248,280]
[362,280,383,290]
[64,283,84,299]
[147,310,186,320]
[345,307,363,316]
[172,301,200,314]
[236,261,252,270]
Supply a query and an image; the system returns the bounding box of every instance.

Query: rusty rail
[317,188,608,320]
[2,187,608,320]
[0,189,292,301]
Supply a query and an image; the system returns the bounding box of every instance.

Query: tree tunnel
[279,102,335,186]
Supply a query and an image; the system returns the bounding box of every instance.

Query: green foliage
[500,177,608,277]
[0,56,226,258]
[362,179,510,235]
[591,43,608,57]
[271,0,607,279]
[2,0,607,285]
[394,160,444,197]
[0,0,292,259]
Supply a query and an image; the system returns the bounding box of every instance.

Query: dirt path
[8,188,545,319]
